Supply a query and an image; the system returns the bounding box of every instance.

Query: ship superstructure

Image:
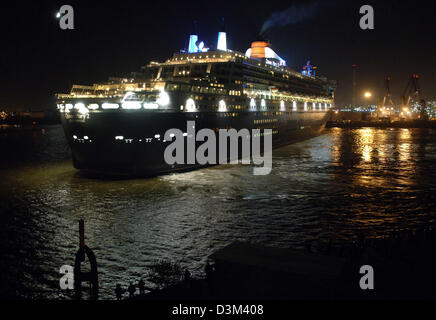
[57,27,335,175]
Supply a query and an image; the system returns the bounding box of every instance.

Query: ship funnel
[249,40,270,59]
[217,17,227,51]
[245,39,286,66]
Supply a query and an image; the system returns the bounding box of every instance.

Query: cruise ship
[56,27,335,176]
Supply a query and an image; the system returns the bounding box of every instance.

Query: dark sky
[0,0,435,110]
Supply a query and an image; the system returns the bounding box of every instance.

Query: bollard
[74,219,99,299]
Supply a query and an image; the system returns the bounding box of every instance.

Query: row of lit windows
[172,54,230,61]
[176,71,190,76]
[59,99,331,114]
[252,130,278,137]
[254,119,278,124]
[210,83,225,88]
[164,51,307,79]
[254,126,279,131]
[218,113,239,117]
[191,87,227,95]
[245,92,331,105]
[229,90,242,96]
[72,127,280,145]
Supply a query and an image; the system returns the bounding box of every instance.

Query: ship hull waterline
[60,110,331,177]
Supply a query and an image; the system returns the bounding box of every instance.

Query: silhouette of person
[115,284,123,301]
[205,261,213,277]
[138,279,145,295]
[128,282,136,298]
[184,269,191,282]
[184,269,191,289]
[205,261,214,291]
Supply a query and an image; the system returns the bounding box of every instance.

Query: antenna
[352,64,357,108]
[193,20,198,35]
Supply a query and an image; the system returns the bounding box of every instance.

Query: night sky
[1,0,435,110]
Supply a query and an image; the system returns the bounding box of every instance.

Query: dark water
[1,125,436,299]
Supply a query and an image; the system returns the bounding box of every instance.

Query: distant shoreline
[0,123,60,134]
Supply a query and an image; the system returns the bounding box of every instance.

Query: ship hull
[60,110,330,176]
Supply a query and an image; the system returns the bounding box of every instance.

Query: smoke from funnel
[260,2,320,35]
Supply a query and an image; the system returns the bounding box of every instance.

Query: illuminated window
[102,103,119,109]
[186,98,196,112]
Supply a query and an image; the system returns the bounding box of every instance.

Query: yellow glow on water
[359,128,374,144]
[359,128,374,162]
[399,143,410,162]
[400,128,411,140]
[399,129,411,162]
[362,145,373,162]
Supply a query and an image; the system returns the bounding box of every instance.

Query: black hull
[61,110,330,176]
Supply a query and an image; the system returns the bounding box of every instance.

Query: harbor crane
[381,77,395,109]
[401,74,427,119]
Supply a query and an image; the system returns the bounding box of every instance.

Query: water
[1,125,435,299]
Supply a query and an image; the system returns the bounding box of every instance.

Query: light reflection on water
[0,125,435,299]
